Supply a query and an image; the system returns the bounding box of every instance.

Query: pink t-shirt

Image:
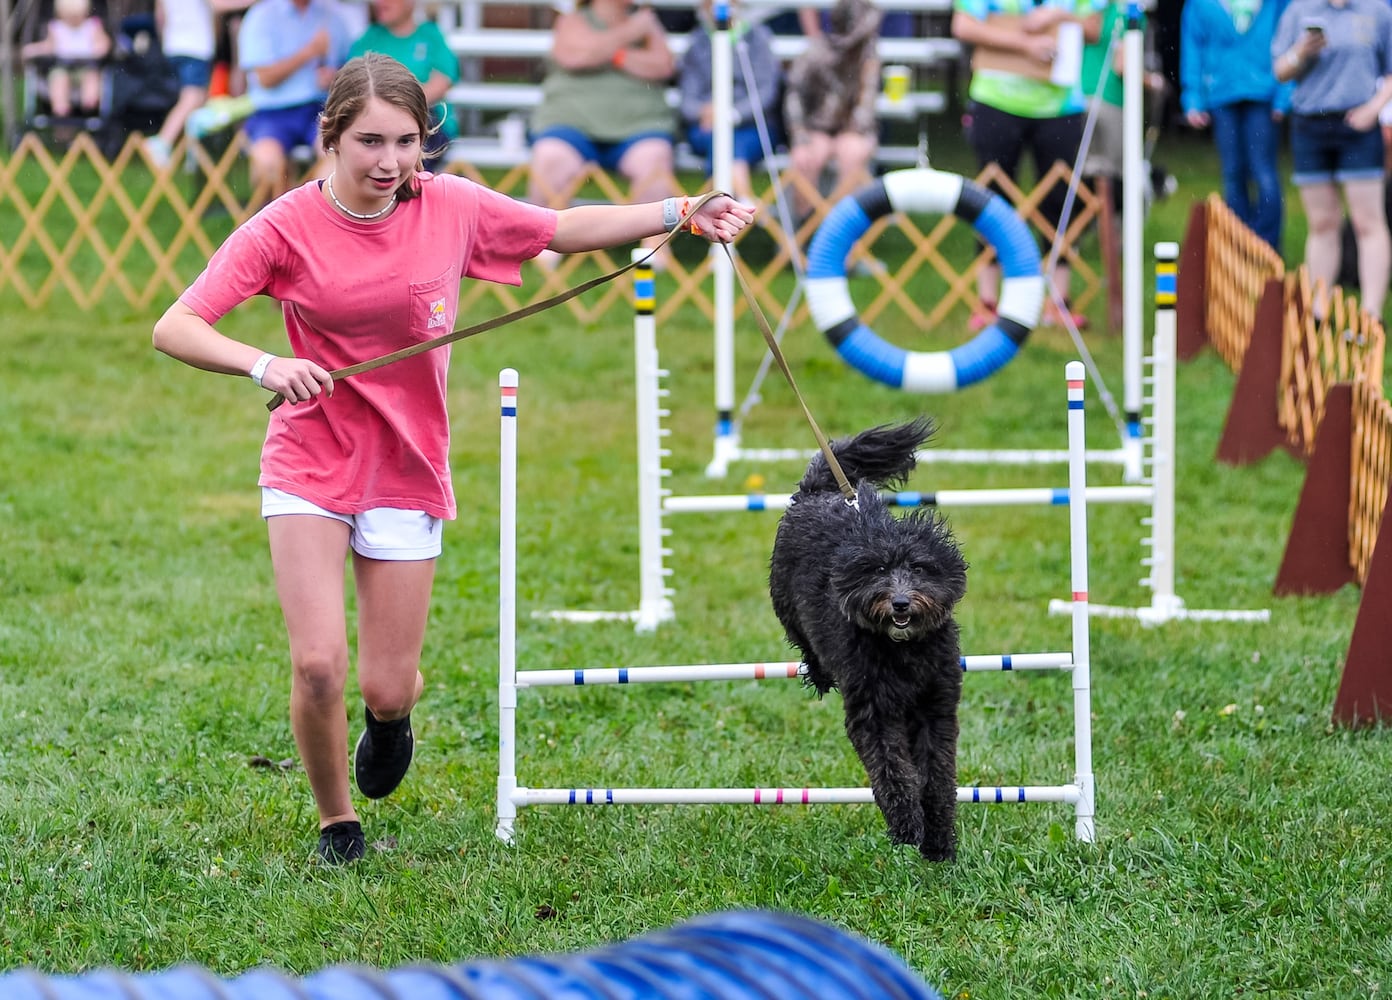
[181,174,557,520]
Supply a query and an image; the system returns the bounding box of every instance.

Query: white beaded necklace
[326,172,396,221]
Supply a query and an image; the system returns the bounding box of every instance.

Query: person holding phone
[1274,0,1392,317]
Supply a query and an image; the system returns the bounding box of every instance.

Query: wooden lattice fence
[1277,267,1386,458]
[1,131,1103,325]
[1351,378,1392,584]
[1202,193,1285,372]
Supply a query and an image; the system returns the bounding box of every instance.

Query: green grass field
[1,128,1389,997]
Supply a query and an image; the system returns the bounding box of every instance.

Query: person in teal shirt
[349,0,460,169]
[1181,0,1288,252]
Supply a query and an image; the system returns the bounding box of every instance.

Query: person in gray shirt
[1274,0,1392,318]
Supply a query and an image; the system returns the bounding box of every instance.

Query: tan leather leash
[264,192,855,502]
[716,241,854,501]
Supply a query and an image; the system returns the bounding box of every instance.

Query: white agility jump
[538,246,1268,630]
[495,363,1097,845]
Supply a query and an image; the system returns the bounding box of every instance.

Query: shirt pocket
[408,270,456,341]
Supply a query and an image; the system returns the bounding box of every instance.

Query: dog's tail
[799,417,936,493]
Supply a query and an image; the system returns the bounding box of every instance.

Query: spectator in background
[678,0,783,204]
[1180,0,1288,253]
[1273,0,1392,317]
[238,0,353,199]
[145,0,253,168]
[796,3,913,39]
[1080,0,1141,191]
[22,0,111,121]
[349,0,461,172]
[528,0,680,269]
[782,0,881,222]
[951,0,1104,330]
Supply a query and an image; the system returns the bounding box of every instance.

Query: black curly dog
[769,419,968,861]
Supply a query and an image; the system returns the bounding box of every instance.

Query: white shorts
[261,487,443,560]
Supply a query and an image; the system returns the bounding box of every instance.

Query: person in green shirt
[952,0,1104,330]
[349,0,460,170]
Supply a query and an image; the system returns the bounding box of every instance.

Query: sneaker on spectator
[143,135,171,169]
[968,301,998,332]
[316,820,365,865]
[1042,301,1089,330]
[354,707,414,799]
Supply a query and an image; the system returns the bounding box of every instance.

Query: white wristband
[249,352,277,389]
[662,197,681,232]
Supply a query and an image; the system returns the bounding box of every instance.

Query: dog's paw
[885,818,926,849]
[918,835,957,863]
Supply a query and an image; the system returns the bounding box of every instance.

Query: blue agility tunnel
[0,910,944,1000]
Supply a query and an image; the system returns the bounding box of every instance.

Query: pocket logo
[427,298,447,330]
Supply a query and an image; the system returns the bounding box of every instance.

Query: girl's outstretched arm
[548,195,755,253]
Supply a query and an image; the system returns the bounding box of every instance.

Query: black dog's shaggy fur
[769,419,968,861]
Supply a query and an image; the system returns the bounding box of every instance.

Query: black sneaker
[317,820,365,864]
[354,707,414,799]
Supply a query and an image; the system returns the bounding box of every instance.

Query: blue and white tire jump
[805,168,1045,392]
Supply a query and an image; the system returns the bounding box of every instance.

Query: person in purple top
[1274,0,1392,317]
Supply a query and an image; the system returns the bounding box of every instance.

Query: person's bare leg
[249,136,291,200]
[1345,176,1390,317]
[788,130,832,221]
[527,136,587,208]
[267,514,356,828]
[159,85,209,148]
[527,137,587,268]
[830,130,876,196]
[78,67,101,115]
[976,261,1001,316]
[1297,180,1345,318]
[353,555,434,724]
[48,68,73,117]
[619,137,677,264]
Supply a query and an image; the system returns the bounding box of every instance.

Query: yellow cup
[883,64,911,103]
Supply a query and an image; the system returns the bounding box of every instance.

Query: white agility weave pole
[1047,243,1270,625]
[534,250,674,631]
[496,364,1097,844]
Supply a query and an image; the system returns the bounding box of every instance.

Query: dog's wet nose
[892,596,910,614]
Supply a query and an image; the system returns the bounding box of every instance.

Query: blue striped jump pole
[498,369,520,843]
[513,652,1076,688]
[517,786,1083,807]
[661,484,1151,513]
[1065,360,1096,842]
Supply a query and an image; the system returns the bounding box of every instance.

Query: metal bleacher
[431,0,962,171]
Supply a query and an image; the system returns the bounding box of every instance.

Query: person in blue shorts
[238,0,353,199]
[1274,0,1392,317]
